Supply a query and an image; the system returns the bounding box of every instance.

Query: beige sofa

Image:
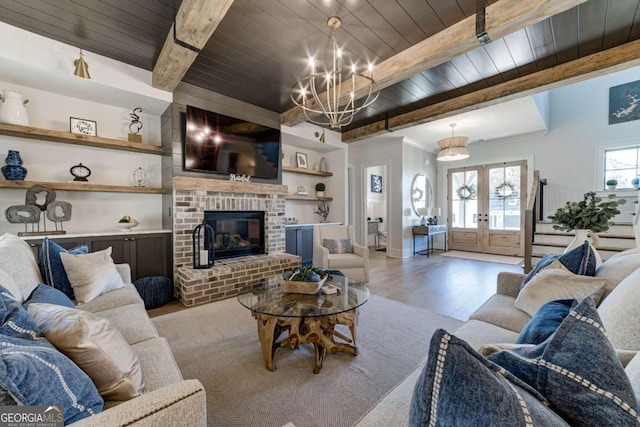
[0,231,206,426]
[70,264,206,426]
[355,247,640,426]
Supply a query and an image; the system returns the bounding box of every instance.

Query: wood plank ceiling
[1,0,639,138]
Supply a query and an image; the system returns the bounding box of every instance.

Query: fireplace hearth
[204,210,265,260]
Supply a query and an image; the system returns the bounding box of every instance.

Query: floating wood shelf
[0,180,164,194]
[0,123,165,155]
[285,194,333,201]
[282,166,332,177]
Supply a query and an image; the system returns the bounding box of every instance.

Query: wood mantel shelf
[0,180,164,194]
[173,176,288,195]
[282,166,333,177]
[0,123,166,155]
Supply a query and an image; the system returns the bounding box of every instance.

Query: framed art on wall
[70,117,97,136]
[609,80,640,124]
[296,152,308,169]
[371,175,382,193]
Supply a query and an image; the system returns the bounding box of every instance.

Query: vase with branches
[313,201,330,222]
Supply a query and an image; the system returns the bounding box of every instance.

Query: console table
[412,225,447,257]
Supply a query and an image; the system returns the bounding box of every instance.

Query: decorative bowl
[116,221,139,231]
[281,275,327,294]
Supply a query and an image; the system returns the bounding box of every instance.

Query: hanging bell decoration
[192,220,214,269]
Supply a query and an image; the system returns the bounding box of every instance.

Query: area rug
[440,250,524,265]
[152,295,462,427]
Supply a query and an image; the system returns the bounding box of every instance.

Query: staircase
[532,222,636,264]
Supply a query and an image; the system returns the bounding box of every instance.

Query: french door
[448,160,526,256]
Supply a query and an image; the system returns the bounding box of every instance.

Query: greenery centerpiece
[548,191,626,233]
[281,266,329,294]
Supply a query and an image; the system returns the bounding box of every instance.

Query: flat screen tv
[182,105,281,180]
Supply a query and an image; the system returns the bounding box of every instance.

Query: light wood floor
[366,249,522,321]
[149,249,523,321]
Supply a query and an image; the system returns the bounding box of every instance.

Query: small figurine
[128,107,143,142]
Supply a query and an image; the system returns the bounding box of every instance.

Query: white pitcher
[0,90,30,126]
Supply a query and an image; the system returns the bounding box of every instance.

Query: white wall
[403,143,438,255]
[435,65,640,222]
[0,83,164,235]
[349,137,436,258]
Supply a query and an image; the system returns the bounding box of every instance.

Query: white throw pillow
[0,268,26,303]
[60,247,125,303]
[515,260,607,317]
[0,233,41,299]
[27,303,144,400]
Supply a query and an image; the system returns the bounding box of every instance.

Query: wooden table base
[253,309,359,374]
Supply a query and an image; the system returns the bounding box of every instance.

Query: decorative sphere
[310,273,320,282]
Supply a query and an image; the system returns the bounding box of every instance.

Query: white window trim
[595,138,640,193]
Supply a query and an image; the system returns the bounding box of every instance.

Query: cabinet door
[130,234,170,279]
[89,236,130,265]
[285,228,298,256]
[298,227,313,266]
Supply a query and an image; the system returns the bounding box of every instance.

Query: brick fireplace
[172,177,300,306]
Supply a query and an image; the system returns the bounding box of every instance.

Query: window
[604,146,640,189]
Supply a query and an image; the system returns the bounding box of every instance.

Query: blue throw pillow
[516,299,577,345]
[488,297,640,425]
[39,238,89,299]
[409,329,569,426]
[22,284,75,311]
[0,285,39,340]
[520,241,597,290]
[0,334,103,424]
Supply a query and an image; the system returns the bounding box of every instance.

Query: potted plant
[548,191,626,253]
[315,182,326,198]
[606,178,618,190]
[633,177,640,190]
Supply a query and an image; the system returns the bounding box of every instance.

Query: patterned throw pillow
[488,297,640,426]
[409,329,569,426]
[0,286,103,423]
[39,237,89,299]
[322,238,354,254]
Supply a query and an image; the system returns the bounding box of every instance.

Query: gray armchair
[313,224,369,282]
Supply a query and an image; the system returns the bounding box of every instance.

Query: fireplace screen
[204,211,265,259]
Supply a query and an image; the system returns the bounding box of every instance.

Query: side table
[412,225,447,257]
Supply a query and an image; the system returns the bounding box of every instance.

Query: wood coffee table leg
[313,344,326,374]
[256,314,279,371]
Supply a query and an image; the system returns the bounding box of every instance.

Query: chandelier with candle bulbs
[290,16,379,130]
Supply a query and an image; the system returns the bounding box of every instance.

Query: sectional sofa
[0,233,206,426]
[355,245,640,425]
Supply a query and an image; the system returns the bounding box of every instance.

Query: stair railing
[524,170,543,273]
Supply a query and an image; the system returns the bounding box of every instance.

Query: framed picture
[371,174,382,193]
[296,152,308,169]
[70,117,97,136]
[609,80,640,124]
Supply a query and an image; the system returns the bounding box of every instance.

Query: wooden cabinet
[27,232,171,281]
[285,226,313,266]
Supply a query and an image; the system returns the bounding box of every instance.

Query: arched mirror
[411,173,433,216]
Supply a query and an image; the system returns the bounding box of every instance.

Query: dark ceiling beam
[342,38,640,142]
[152,0,235,91]
[280,0,587,127]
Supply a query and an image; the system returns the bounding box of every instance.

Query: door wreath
[456,184,476,200]
[495,182,517,198]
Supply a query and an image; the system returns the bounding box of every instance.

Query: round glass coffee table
[238,274,370,374]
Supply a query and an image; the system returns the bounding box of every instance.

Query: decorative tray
[281,275,328,294]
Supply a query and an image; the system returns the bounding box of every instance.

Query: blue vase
[5,150,23,166]
[2,164,27,180]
